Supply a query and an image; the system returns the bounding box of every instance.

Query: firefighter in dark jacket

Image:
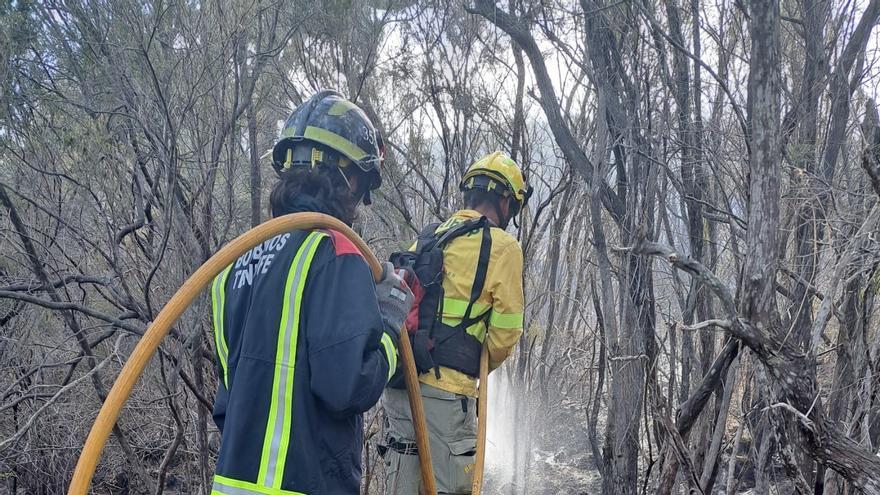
[210,90,413,495]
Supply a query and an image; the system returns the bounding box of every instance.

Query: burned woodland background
[2,0,880,493]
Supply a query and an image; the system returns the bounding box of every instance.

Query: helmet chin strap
[510,199,525,230]
[338,166,370,206]
[337,166,354,190]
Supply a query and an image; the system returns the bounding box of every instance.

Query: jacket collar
[453,209,497,227]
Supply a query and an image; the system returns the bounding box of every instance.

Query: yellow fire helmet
[460,151,533,216]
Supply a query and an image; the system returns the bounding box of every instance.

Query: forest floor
[483,447,600,494]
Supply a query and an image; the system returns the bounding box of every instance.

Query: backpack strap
[459,221,492,329]
[428,218,493,378]
[434,218,483,248]
[431,217,493,337]
[416,217,488,340]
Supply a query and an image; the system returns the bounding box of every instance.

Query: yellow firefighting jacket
[417,209,525,396]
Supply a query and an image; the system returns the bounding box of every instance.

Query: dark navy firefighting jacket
[209,223,397,495]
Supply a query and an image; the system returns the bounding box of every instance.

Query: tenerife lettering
[232,233,290,289]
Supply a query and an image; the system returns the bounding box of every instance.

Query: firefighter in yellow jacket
[382,151,530,494]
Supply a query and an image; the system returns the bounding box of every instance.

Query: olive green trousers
[382,384,477,495]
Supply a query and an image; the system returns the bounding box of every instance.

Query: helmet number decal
[361,125,375,146]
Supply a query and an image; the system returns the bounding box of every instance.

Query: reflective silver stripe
[212,480,262,495]
[262,232,324,488]
[212,266,233,387]
[211,477,306,495]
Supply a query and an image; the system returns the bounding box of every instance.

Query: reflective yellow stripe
[465,320,488,342]
[211,266,233,387]
[441,297,490,319]
[489,311,524,329]
[327,99,360,116]
[440,316,488,342]
[380,332,397,382]
[302,126,367,161]
[258,232,325,488]
[212,475,305,495]
[440,297,492,343]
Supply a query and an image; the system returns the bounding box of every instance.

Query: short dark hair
[269,165,359,225]
[463,189,504,211]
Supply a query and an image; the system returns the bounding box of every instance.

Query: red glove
[394,267,424,335]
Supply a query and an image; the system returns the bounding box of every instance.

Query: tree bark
[466,0,625,222]
[248,97,262,228]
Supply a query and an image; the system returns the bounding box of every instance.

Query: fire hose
[471,344,489,495]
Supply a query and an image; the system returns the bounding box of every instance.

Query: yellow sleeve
[486,240,525,370]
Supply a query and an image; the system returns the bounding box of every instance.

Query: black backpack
[388,217,493,385]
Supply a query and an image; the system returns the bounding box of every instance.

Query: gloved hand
[411,330,436,375]
[375,262,414,343]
